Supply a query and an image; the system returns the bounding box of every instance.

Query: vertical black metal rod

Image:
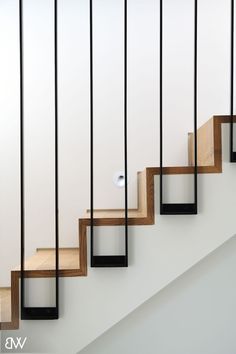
[90,0,128,267]
[124,0,128,264]
[19,0,25,312]
[20,0,59,319]
[230,0,234,161]
[90,0,94,266]
[159,0,163,208]
[159,0,197,215]
[194,0,198,206]
[54,0,59,311]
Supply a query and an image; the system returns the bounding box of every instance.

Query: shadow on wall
[78,235,236,354]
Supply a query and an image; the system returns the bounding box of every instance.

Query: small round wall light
[113,171,128,188]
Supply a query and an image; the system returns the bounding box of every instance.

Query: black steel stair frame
[20,0,59,320]
[159,0,198,215]
[90,0,128,267]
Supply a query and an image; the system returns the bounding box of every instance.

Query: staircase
[0,115,233,333]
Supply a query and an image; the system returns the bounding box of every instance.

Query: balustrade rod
[159,0,198,215]
[20,0,59,320]
[230,0,236,162]
[90,0,128,267]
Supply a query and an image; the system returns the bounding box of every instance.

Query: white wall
[79,235,236,354]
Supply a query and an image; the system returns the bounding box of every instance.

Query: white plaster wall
[79,236,236,354]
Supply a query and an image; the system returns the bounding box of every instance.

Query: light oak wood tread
[14,248,80,272]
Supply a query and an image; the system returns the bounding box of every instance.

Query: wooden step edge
[84,210,147,220]
[85,208,139,213]
[80,215,154,227]
[146,165,220,175]
[137,169,148,215]
[12,268,85,278]
[36,247,79,251]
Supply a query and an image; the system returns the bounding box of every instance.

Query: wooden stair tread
[0,288,11,323]
[85,209,146,219]
[14,248,80,271]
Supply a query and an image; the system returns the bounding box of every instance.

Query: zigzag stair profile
[0,115,232,330]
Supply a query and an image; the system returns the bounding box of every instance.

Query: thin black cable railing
[90,0,128,267]
[230,0,235,162]
[160,0,198,215]
[20,0,59,320]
